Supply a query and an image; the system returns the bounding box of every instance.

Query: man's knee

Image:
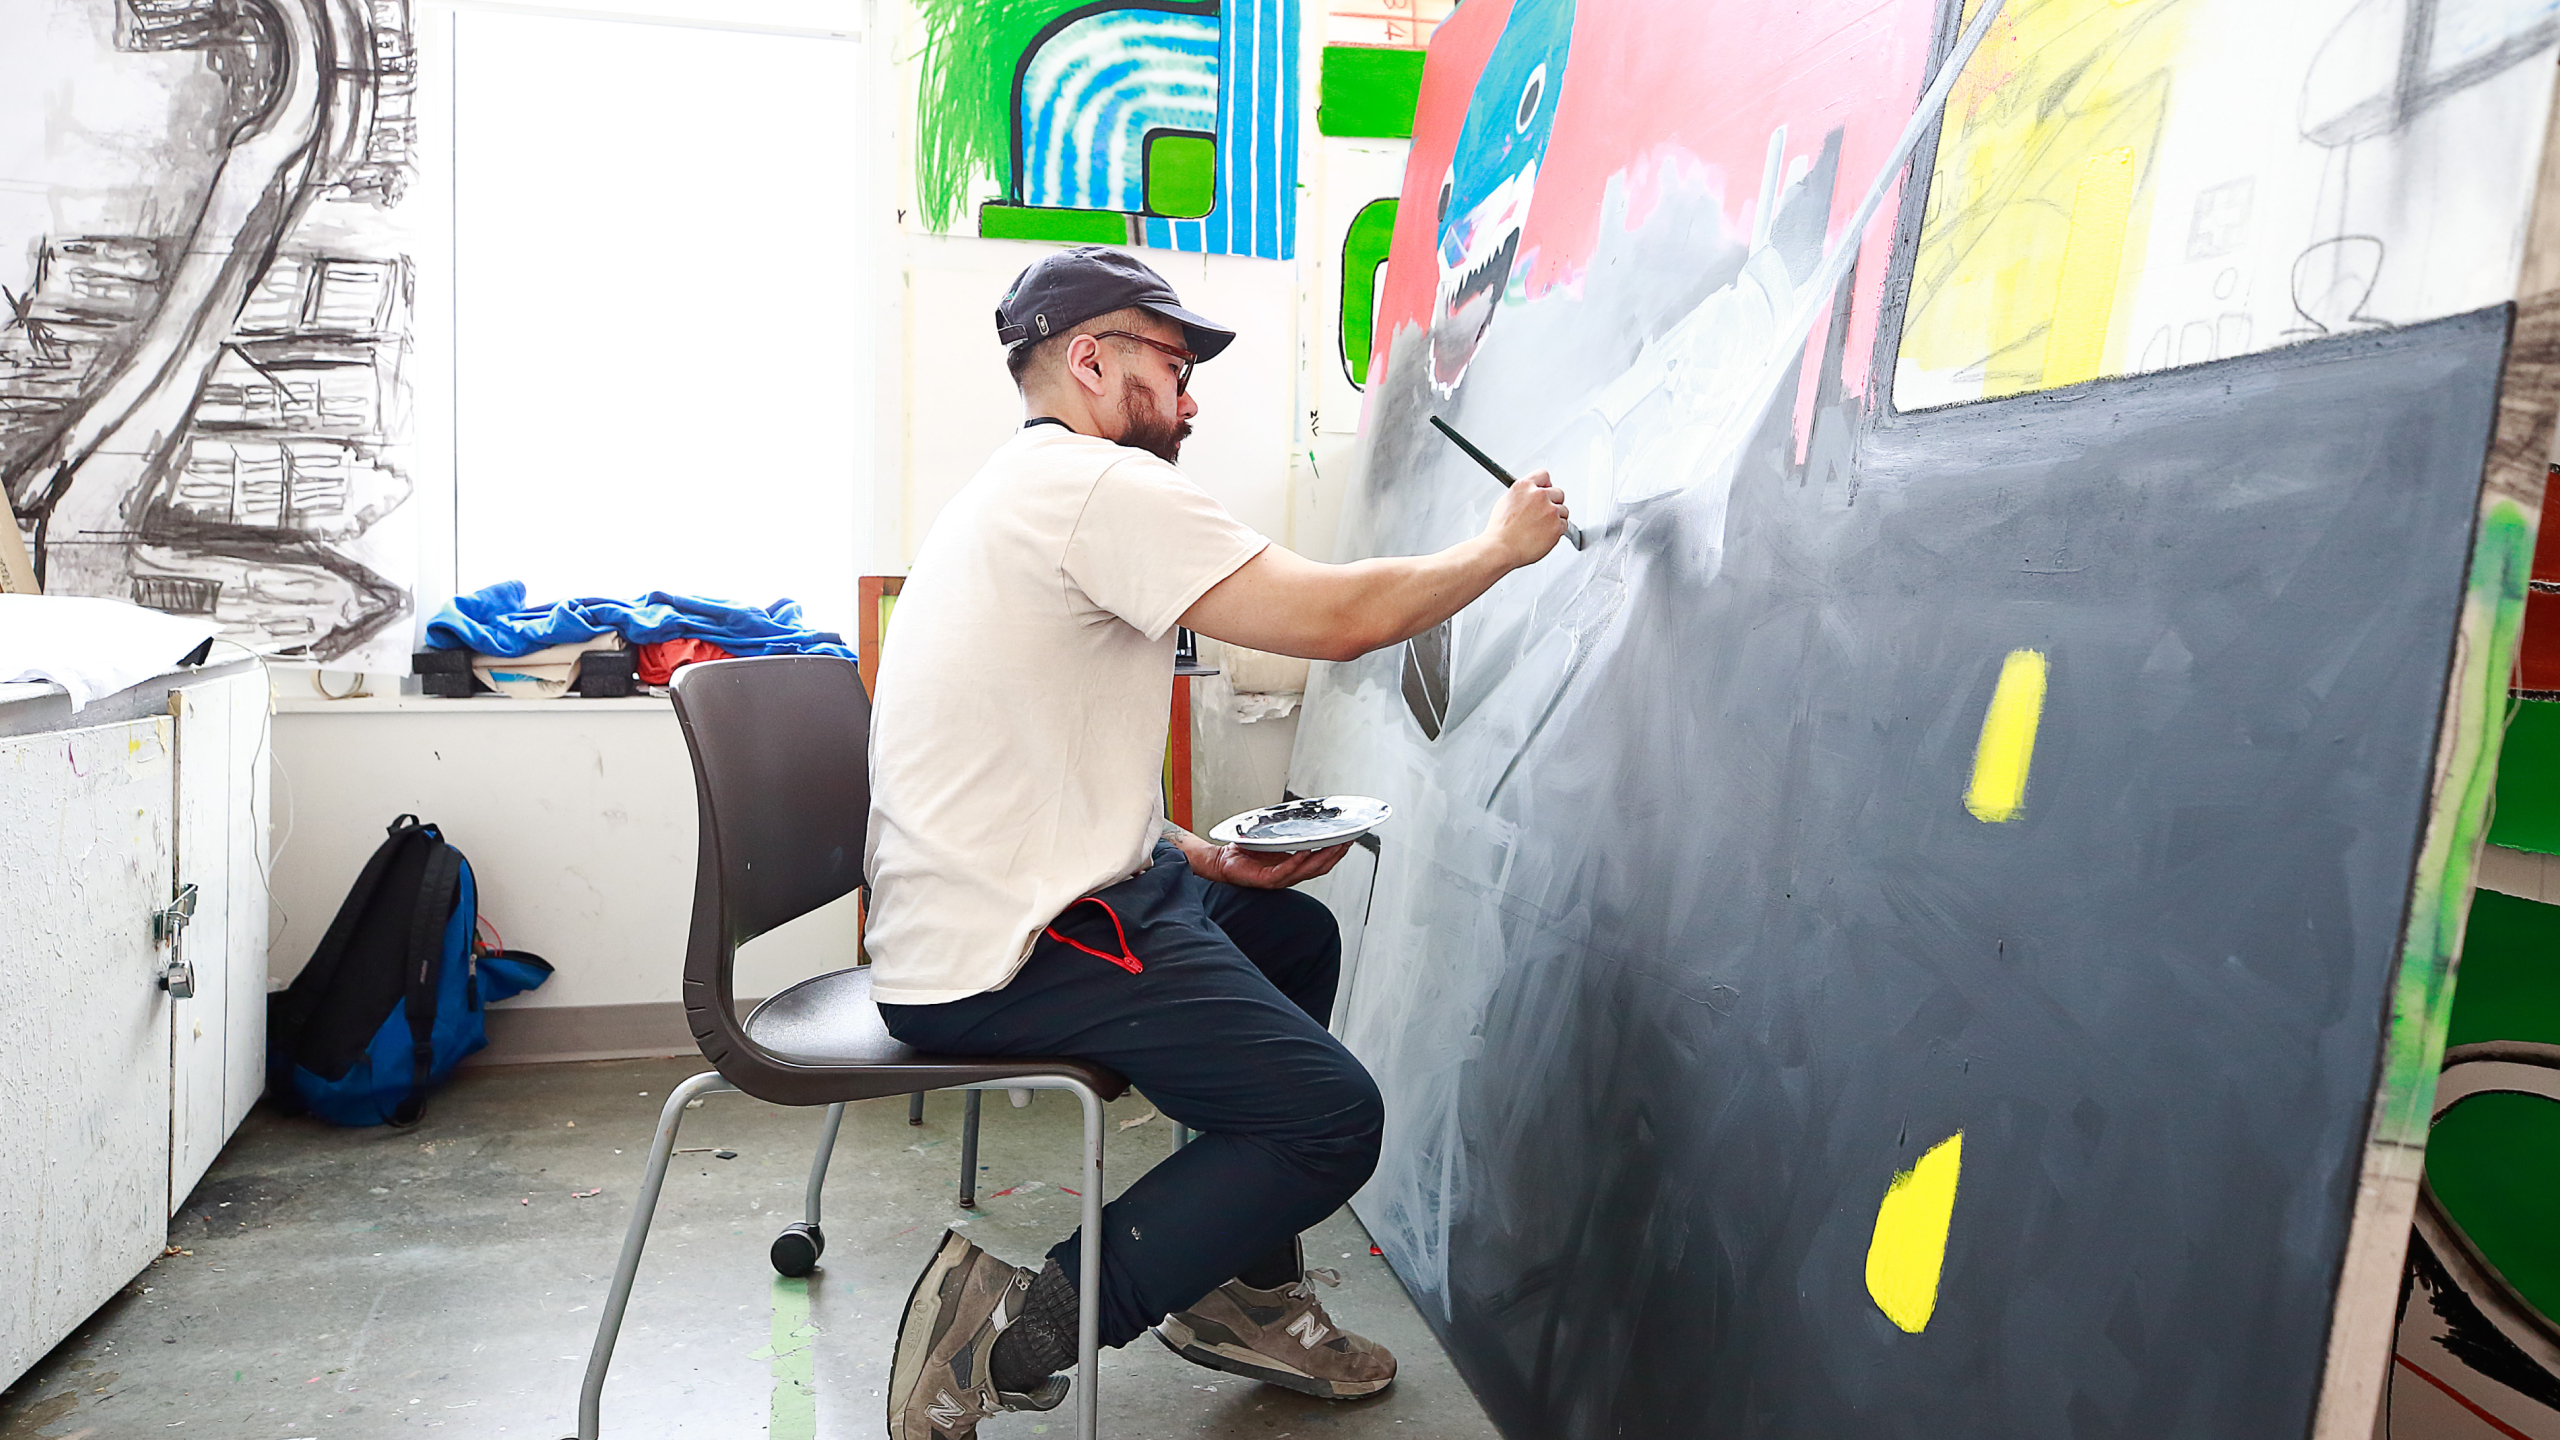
[1252,887,1344,1007]
[1269,886,1342,963]
[1344,1066,1383,1183]
[1296,1053,1384,1192]
[1218,885,1341,971]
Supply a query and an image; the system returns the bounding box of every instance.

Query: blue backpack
[268,815,552,1126]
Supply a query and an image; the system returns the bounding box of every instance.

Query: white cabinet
[170,674,271,1208]
[0,664,268,1391]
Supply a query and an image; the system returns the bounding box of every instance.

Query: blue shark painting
[1428,0,1575,391]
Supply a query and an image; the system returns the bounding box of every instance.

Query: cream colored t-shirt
[862,426,1269,1004]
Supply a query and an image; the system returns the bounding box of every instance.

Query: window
[442,6,870,634]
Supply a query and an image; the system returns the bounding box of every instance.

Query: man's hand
[1487,468,1569,567]
[1167,823,1352,889]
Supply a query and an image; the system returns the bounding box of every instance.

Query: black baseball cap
[994,246,1236,362]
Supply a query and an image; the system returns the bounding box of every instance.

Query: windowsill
[271,691,673,715]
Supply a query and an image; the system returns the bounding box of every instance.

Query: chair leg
[769,1101,846,1279]
[1171,1123,1194,1151]
[805,1102,845,1227]
[574,1070,736,1439]
[956,1088,983,1208]
[908,1091,925,1126]
[1068,1080,1106,1440]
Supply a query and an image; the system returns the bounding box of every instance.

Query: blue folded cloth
[424,581,855,661]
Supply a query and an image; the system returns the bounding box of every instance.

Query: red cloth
[635,637,733,685]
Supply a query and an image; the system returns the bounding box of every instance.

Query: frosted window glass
[450,9,866,634]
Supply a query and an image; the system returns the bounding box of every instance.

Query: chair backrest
[669,655,870,1086]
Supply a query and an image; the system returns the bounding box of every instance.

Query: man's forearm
[1327,536,1514,656]
[1183,468,1563,665]
[1164,820,1212,863]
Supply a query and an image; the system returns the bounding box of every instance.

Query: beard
[1116,382,1192,464]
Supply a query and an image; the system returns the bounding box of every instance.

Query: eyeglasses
[1089,330,1196,394]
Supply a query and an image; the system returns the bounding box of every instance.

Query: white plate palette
[1208,795,1393,853]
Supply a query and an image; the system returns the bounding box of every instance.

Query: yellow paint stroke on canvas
[2044,147,2136,387]
[1965,649,2048,822]
[1898,0,2192,402]
[1866,1131,1964,1333]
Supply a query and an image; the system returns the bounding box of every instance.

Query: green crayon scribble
[910,0,1096,232]
[2380,498,2533,1150]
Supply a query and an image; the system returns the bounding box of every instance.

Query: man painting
[868,246,1570,1437]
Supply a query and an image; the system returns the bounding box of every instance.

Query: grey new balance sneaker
[1155,1263,1397,1399]
[887,1230,1070,1439]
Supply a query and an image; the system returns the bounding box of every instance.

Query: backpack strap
[390,835,464,1128]
[272,814,424,1064]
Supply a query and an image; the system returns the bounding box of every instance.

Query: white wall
[896,234,1308,559]
[268,697,856,1011]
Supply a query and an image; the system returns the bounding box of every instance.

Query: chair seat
[738,965,1128,1102]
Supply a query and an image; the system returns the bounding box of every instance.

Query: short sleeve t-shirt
[862,425,1268,1004]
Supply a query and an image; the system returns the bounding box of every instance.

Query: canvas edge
[2309,84,2560,1440]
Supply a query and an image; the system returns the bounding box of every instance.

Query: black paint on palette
[1322,307,2508,1437]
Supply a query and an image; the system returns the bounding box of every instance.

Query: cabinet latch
[156,884,199,998]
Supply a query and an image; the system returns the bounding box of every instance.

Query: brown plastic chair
[572,655,1125,1439]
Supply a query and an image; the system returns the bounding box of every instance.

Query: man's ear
[1065,334,1108,397]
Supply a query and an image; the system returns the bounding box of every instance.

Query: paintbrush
[1430,415,1587,551]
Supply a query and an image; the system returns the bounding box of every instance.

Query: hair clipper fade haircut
[1006,335,1053,384]
[1004,306,1155,389]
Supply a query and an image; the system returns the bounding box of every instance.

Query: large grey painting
[1289,0,2560,1434]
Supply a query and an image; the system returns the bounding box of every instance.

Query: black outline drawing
[3,0,418,662]
[1005,0,1221,215]
[2385,1043,2560,1435]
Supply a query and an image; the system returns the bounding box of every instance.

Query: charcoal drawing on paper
[1,0,418,665]
[1289,0,2560,1434]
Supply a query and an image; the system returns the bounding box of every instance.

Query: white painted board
[171,682,229,1210]
[0,717,176,1392]
[170,670,267,1212]
[222,673,271,1140]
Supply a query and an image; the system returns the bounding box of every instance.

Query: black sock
[1235,1241,1300,1291]
[990,1261,1078,1393]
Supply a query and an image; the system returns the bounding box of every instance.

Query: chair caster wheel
[771,1221,824,1277]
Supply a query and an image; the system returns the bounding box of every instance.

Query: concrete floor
[0,1057,1499,1439]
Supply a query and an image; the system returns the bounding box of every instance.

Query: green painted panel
[2491,697,2560,854]
[2447,888,2560,1049]
[1145,132,1217,219]
[1320,45,1427,138]
[2431,1091,2560,1322]
[977,204,1132,244]
[1339,197,1399,386]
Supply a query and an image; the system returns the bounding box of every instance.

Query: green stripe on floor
[771,1277,817,1440]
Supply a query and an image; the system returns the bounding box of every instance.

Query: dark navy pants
[879,843,1384,1348]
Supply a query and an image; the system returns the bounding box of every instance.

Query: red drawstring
[1044,896,1143,974]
